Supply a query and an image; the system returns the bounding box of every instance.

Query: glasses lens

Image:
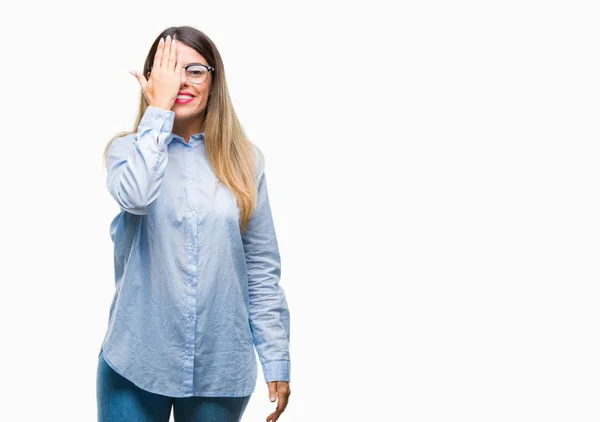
[187,66,208,84]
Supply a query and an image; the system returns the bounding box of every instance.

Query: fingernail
[129,70,136,76]
[270,396,276,401]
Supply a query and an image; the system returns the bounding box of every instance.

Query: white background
[0,0,598,421]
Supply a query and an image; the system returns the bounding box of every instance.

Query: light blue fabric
[99,105,291,398]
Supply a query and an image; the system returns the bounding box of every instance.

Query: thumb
[129,70,146,88]
[267,382,277,402]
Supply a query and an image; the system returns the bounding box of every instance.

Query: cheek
[199,82,212,99]
[192,94,209,111]
[196,89,210,105]
[197,86,210,98]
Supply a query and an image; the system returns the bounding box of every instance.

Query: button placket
[182,141,198,379]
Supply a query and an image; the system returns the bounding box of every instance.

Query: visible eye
[187,67,207,75]
[185,66,210,84]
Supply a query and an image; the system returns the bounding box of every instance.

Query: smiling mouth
[175,96,195,104]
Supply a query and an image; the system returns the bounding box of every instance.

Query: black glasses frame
[147,63,215,84]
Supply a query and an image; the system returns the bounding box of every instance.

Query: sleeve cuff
[262,360,291,383]
[139,105,175,133]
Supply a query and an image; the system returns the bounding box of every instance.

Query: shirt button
[189,314,194,321]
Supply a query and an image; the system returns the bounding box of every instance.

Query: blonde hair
[102,26,262,234]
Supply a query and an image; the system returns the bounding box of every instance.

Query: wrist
[149,103,173,111]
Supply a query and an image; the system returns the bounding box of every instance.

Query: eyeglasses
[147,63,215,85]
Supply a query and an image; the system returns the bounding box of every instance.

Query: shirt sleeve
[242,150,291,383]
[106,106,175,215]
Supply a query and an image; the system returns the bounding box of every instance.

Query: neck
[173,114,205,144]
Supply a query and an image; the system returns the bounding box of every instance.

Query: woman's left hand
[266,381,291,421]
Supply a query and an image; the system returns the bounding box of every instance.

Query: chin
[174,107,203,119]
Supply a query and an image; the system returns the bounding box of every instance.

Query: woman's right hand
[130,35,182,111]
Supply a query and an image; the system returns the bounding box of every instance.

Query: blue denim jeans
[97,350,251,421]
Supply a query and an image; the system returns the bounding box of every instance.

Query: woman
[97,26,291,422]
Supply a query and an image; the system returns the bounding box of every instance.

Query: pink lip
[175,97,194,104]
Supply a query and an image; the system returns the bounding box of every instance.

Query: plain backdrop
[0,0,599,421]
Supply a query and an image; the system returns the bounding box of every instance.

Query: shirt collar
[166,132,205,148]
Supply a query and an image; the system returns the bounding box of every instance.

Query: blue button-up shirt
[98,106,291,397]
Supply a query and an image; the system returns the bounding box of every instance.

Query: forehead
[176,42,208,66]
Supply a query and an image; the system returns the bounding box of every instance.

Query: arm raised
[106,106,175,215]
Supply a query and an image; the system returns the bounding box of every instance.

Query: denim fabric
[98,106,291,397]
[97,350,251,421]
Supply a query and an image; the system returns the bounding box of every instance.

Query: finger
[168,37,177,71]
[277,393,288,413]
[162,35,172,69]
[176,52,183,74]
[276,383,289,412]
[267,410,280,422]
[129,70,146,88]
[268,382,277,402]
[152,37,165,72]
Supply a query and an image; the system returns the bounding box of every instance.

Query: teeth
[177,95,193,99]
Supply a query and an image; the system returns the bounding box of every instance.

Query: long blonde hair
[102,26,263,234]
